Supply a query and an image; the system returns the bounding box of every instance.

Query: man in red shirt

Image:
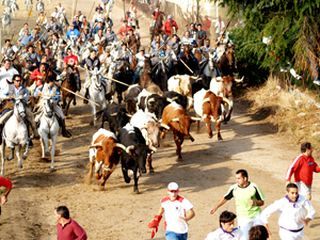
[163,15,178,37]
[286,142,320,200]
[56,205,87,240]
[117,20,133,40]
[63,48,81,91]
[0,176,12,215]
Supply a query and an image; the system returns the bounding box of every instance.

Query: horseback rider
[0,74,39,144]
[0,59,19,84]
[34,76,72,138]
[83,49,101,102]
[62,48,81,91]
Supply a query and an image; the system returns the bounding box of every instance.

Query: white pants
[279,227,304,240]
[238,215,263,240]
[296,181,312,200]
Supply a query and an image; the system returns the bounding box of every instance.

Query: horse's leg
[65,97,72,116]
[7,147,14,161]
[16,145,23,169]
[1,141,6,175]
[91,104,96,126]
[22,140,29,160]
[50,134,57,171]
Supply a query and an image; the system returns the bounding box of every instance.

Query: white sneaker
[313,79,320,86]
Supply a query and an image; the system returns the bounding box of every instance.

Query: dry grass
[244,76,320,145]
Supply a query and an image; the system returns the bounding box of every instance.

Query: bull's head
[145,121,161,148]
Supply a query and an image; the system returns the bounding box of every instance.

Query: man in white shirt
[205,210,240,240]
[260,183,315,240]
[148,182,195,240]
[0,59,19,99]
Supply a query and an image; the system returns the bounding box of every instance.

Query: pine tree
[218,0,320,85]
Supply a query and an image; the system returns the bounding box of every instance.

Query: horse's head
[225,46,235,65]
[43,97,54,118]
[14,99,26,121]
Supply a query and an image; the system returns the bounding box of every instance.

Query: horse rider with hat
[34,75,72,138]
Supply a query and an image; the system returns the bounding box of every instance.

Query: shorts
[296,181,311,200]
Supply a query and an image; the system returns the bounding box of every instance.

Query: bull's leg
[225,107,233,123]
[64,97,72,116]
[100,165,116,188]
[205,117,213,138]
[133,168,140,193]
[86,160,95,184]
[173,132,183,160]
[216,121,223,141]
[122,167,131,183]
[196,120,201,132]
[147,153,154,174]
[73,95,77,106]
[62,95,66,109]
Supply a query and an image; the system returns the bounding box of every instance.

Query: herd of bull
[86,72,240,193]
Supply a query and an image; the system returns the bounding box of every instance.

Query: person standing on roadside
[0,176,12,216]
[260,183,315,240]
[210,169,264,240]
[286,142,320,200]
[56,205,87,240]
[148,182,195,240]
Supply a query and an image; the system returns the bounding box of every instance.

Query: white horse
[24,0,32,10]
[8,0,19,17]
[1,99,29,176]
[1,10,11,33]
[37,97,59,170]
[88,68,106,126]
[36,0,44,12]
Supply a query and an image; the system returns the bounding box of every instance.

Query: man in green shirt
[210,169,265,240]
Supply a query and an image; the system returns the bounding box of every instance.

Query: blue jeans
[165,231,188,240]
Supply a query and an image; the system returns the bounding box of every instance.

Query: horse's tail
[95,109,104,120]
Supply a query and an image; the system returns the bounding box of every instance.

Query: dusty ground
[0,1,320,240]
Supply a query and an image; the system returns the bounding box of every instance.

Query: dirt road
[1,1,319,240]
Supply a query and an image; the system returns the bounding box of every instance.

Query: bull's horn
[190,75,199,80]
[166,98,173,102]
[110,112,117,116]
[126,113,133,118]
[191,116,202,121]
[234,76,244,83]
[149,146,157,152]
[171,118,179,122]
[160,123,170,130]
[115,143,127,151]
[215,77,223,82]
[89,143,103,149]
[126,145,135,154]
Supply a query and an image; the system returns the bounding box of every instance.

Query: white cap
[167,182,179,191]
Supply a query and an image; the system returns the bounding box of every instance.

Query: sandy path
[0,1,319,240]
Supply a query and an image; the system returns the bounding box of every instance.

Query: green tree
[218,0,320,85]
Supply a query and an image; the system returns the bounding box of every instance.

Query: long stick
[61,87,100,106]
[104,76,130,87]
[179,58,194,74]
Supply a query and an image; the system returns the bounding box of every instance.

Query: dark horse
[112,60,134,104]
[176,44,199,75]
[61,66,78,116]
[150,12,165,41]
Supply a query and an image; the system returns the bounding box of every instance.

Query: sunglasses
[14,79,22,82]
[169,190,178,193]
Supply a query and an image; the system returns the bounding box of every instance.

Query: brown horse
[61,66,78,116]
[139,57,163,95]
[150,12,165,41]
[218,46,237,76]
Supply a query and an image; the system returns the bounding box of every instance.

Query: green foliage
[217,0,320,85]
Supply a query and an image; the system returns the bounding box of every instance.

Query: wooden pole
[104,76,130,87]
[179,58,194,75]
[61,87,100,106]
[123,0,126,20]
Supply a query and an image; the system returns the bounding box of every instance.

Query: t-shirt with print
[161,195,193,234]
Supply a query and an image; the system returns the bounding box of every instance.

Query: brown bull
[194,89,224,140]
[160,102,196,160]
[87,129,129,189]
